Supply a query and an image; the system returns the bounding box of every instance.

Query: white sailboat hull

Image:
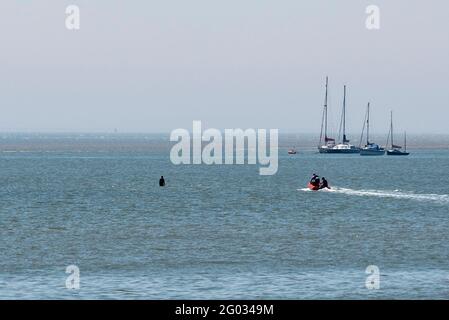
[319,144,360,154]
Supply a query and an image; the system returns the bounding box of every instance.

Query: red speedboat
[307,182,320,191]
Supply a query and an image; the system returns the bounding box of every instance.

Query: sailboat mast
[324,76,328,140]
[404,131,407,152]
[390,111,394,148]
[366,103,370,145]
[343,85,346,143]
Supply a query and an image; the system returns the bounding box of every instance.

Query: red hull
[307,183,320,191]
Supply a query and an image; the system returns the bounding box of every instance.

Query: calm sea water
[1,134,449,299]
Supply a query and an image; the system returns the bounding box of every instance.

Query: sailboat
[360,103,385,156]
[318,81,359,153]
[386,111,410,156]
[327,85,360,153]
[318,77,336,153]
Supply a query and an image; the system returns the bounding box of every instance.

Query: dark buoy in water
[159,176,165,187]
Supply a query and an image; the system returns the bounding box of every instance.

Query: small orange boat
[307,182,320,191]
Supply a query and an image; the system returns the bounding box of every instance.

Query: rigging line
[359,106,368,148]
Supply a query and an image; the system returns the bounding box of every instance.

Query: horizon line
[0,130,448,136]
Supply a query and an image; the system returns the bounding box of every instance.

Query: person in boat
[159,176,165,187]
[310,174,320,187]
[319,177,330,189]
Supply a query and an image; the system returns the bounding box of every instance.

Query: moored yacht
[326,85,360,153]
[360,103,385,156]
[386,111,410,156]
[318,77,337,153]
[360,143,385,156]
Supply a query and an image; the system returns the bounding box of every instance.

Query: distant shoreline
[1,131,449,135]
[0,132,448,151]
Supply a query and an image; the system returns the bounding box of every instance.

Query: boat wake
[298,187,449,204]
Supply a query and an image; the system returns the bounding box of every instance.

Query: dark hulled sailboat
[386,111,410,156]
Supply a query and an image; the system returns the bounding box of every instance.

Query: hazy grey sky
[0,0,448,134]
